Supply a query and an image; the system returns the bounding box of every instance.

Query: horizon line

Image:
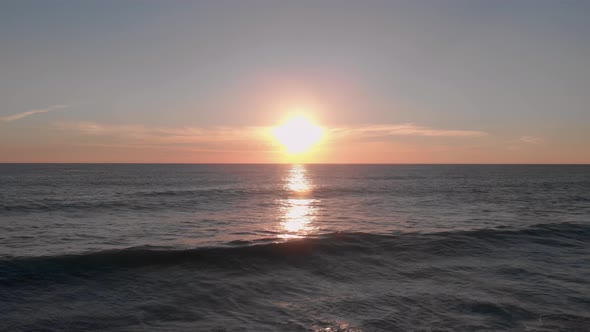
[0,162,588,166]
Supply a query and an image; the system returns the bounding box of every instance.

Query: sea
[1,164,589,331]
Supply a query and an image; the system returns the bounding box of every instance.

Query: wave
[1,190,245,212]
[2,222,589,331]
[1,222,588,283]
[4,185,589,214]
[1,189,264,213]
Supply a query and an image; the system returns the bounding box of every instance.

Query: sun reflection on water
[277,165,318,237]
[285,164,311,193]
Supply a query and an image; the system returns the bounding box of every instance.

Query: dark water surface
[1,164,589,331]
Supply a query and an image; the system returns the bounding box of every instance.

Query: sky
[1,0,589,163]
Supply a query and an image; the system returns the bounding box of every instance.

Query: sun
[272,115,323,154]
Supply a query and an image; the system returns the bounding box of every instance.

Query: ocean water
[1,164,589,331]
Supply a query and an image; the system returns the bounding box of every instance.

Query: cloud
[0,105,69,123]
[520,136,543,144]
[56,121,263,140]
[54,120,489,158]
[55,121,273,151]
[331,123,488,141]
[56,121,487,151]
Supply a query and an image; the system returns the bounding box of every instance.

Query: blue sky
[1,0,589,163]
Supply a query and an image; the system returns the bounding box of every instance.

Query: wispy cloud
[55,121,272,151]
[56,121,265,140]
[506,136,544,150]
[331,124,488,140]
[55,121,487,154]
[0,105,69,123]
[520,136,543,144]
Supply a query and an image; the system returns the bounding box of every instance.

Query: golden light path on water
[277,164,318,238]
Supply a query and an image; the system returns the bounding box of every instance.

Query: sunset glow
[271,116,323,155]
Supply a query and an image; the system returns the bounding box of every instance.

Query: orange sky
[1,117,588,163]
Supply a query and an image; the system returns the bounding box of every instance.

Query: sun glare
[272,116,323,154]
